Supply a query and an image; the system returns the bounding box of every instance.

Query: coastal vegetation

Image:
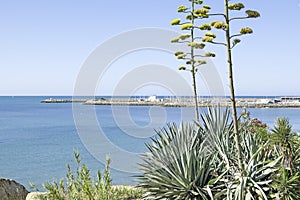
[32,1,300,200]
[137,0,300,200]
[32,152,142,200]
[138,108,300,199]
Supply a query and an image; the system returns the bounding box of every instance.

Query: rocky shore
[0,178,28,200]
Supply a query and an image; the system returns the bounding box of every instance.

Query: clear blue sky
[0,0,300,96]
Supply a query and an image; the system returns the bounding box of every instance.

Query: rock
[26,192,47,200]
[0,178,29,200]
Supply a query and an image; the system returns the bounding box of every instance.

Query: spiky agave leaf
[138,123,213,200]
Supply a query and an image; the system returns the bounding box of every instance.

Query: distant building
[280,96,300,103]
[147,95,158,102]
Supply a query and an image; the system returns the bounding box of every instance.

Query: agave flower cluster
[138,107,300,199]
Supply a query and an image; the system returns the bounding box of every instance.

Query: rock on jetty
[41,98,86,103]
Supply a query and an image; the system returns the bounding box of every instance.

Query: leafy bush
[32,151,142,200]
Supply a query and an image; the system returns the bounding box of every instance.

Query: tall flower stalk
[170,0,216,122]
[197,1,260,170]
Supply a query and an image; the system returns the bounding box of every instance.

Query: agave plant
[138,107,299,200]
[138,123,214,199]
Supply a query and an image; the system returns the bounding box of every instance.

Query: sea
[0,96,299,190]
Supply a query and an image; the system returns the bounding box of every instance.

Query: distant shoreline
[41,96,300,108]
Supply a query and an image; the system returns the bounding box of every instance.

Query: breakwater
[40,97,300,108]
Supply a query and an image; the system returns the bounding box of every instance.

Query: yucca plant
[269,118,300,169]
[138,123,214,199]
[266,118,300,200]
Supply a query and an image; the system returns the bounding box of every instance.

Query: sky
[0,0,300,96]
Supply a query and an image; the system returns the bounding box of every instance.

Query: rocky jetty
[0,178,29,200]
[41,96,300,108]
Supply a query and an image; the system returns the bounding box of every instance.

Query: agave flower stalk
[196,0,260,171]
[170,0,216,122]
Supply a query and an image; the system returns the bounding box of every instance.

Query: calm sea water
[0,96,299,190]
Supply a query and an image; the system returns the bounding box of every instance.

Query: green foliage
[188,42,205,49]
[270,118,300,169]
[178,5,188,13]
[202,32,216,43]
[178,33,191,40]
[197,60,206,64]
[178,66,187,70]
[180,23,194,30]
[193,0,203,5]
[139,107,300,200]
[240,27,253,34]
[271,168,300,200]
[174,51,185,56]
[186,14,197,20]
[198,23,211,30]
[170,18,181,25]
[204,32,216,38]
[36,151,142,200]
[170,37,180,43]
[194,8,209,18]
[233,38,241,46]
[228,3,245,10]
[211,21,228,30]
[246,10,261,18]
[205,52,216,57]
[203,5,211,10]
[177,53,187,59]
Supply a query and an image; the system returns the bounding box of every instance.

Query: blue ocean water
[0,96,299,190]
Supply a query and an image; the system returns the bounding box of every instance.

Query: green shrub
[32,151,142,200]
